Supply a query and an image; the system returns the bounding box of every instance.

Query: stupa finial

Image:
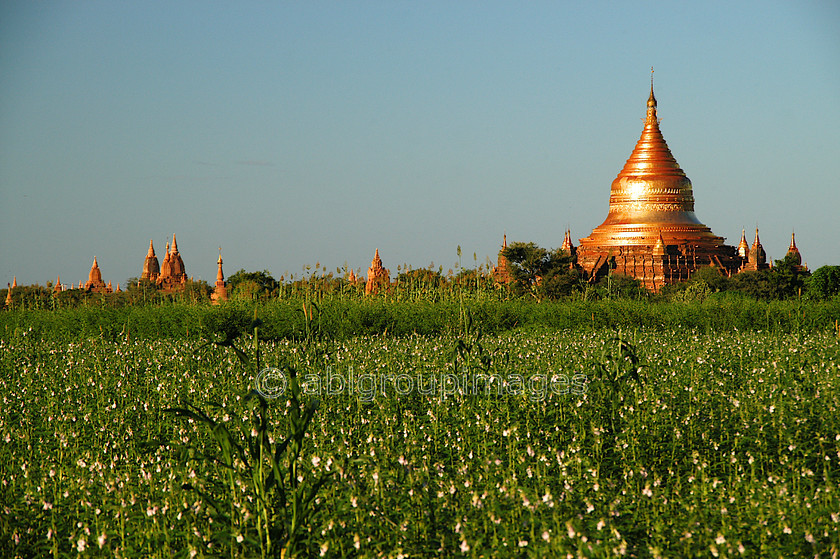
[646,68,658,124]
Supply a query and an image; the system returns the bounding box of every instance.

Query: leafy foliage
[501,242,580,299]
[228,270,280,300]
[805,265,840,300]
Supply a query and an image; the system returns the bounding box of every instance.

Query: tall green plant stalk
[168,318,331,558]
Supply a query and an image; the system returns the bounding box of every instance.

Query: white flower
[97,533,107,548]
[311,456,321,468]
[77,538,87,552]
[542,530,550,542]
[460,540,470,552]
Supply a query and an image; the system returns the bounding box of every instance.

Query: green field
[2,300,840,557]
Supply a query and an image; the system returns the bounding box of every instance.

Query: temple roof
[579,76,724,249]
[616,83,686,179]
[786,231,802,265]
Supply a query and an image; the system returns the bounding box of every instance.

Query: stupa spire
[216,247,224,282]
[85,256,109,293]
[746,227,767,270]
[211,247,228,304]
[737,229,749,258]
[786,231,802,266]
[142,239,160,281]
[561,228,575,253]
[646,67,658,125]
[366,248,390,295]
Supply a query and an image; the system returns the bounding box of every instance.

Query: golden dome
[579,82,725,249]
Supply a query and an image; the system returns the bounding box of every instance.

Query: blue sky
[2,1,839,287]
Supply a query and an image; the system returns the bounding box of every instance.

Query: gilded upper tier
[579,84,724,248]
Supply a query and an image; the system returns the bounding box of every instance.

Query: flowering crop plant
[2,312,840,557]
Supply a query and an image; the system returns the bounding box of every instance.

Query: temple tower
[561,229,576,256]
[211,248,228,304]
[158,234,187,292]
[84,257,111,294]
[160,242,172,279]
[492,234,514,284]
[785,231,806,271]
[576,75,741,290]
[737,229,749,259]
[142,239,160,282]
[743,228,769,271]
[365,248,390,295]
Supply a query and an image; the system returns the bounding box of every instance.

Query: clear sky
[2,1,839,287]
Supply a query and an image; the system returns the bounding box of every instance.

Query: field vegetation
[2,257,840,557]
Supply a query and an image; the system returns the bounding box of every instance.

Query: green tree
[691,265,730,293]
[501,242,579,300]
[228,269,279,300]
[770,254,809,299]
[730,270,775,299]
[805,265,840,299]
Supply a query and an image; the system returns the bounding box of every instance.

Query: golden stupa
[576,74,742,290]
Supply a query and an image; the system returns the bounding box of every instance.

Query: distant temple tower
[492,234,514,284]
[142,239,160,282]
[576,75,743,290]
[742,228,769,272]
[785,231,807,271]
[84,257,112,294]
[736,229,749,259]
[157,234,187,292]
[4,278,14,307]
[561,229,576,256]
[365,249,390,294]
[211,248,228,304]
